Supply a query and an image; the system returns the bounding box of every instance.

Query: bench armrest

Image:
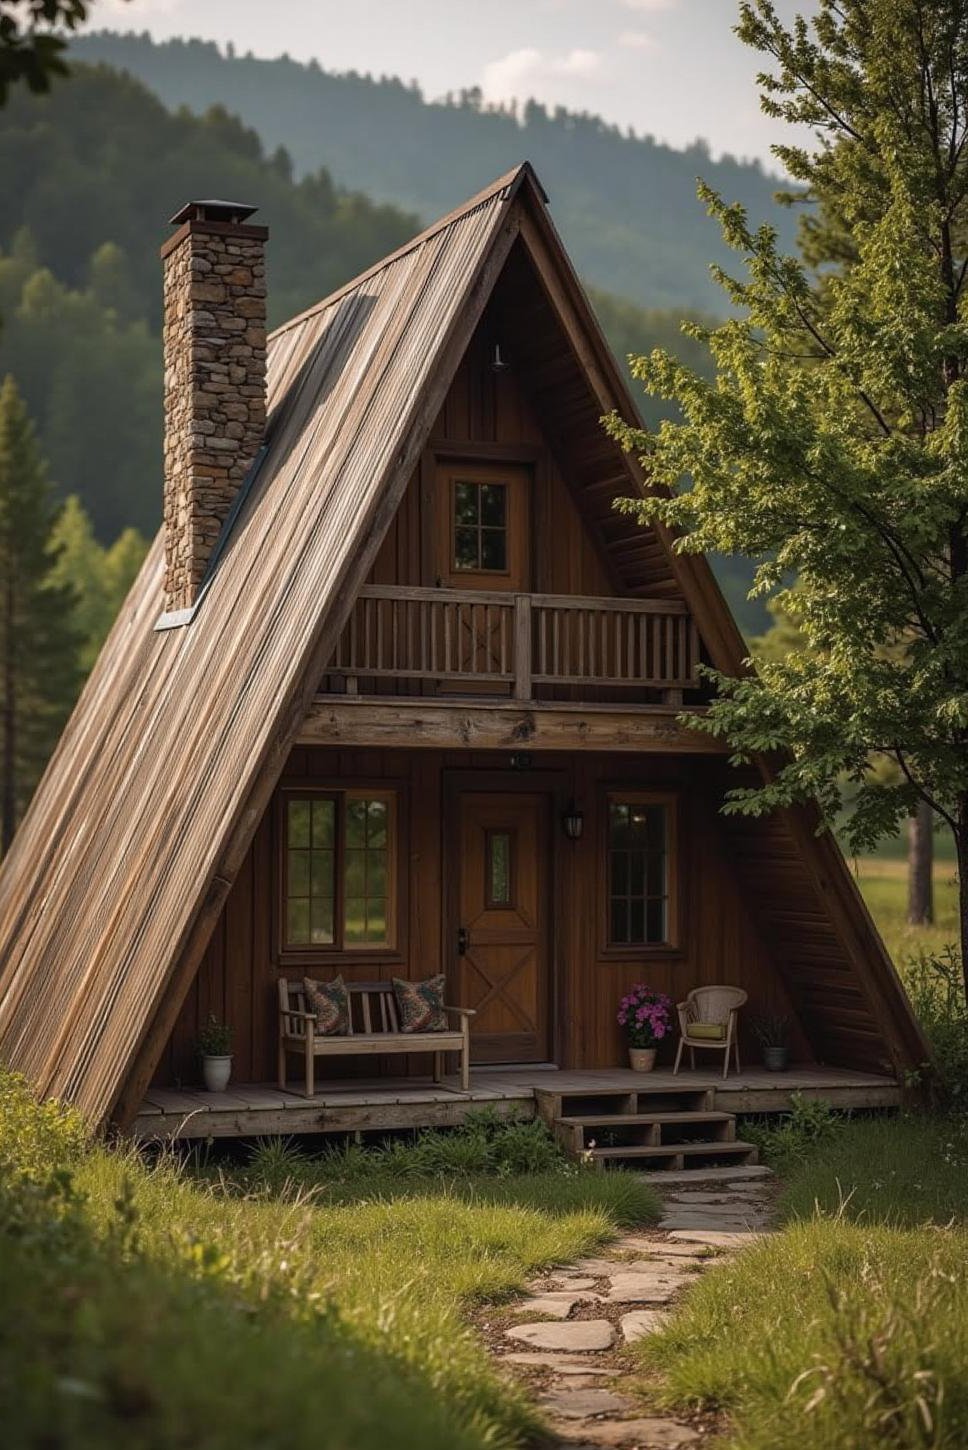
[282,1009,317,1021]
[444,1004,477,1019]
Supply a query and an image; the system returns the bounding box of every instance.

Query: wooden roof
[0,164,928,1126]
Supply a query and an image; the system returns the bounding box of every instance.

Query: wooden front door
[452,791,551,1063]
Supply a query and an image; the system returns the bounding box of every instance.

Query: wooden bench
[278,979,475,1097]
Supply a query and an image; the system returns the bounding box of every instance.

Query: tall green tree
[0,374,79,850]
[48,492,147,670]
[609,0,968,996]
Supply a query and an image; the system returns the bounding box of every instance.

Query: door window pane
[452,479,510,572]
[486,830,513,907]
[607,799,670,945]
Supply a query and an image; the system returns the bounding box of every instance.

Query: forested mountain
[71,31,797,316]
[0,60,767,630]
[0,64,420,536]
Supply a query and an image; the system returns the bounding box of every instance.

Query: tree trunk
[1,573,15,855]
[907,798,934,926]
[957,801,968,1011]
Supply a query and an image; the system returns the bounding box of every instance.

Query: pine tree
[0,375,80,851]
[609,0,968,998]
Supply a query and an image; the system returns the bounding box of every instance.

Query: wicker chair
[673,986,747,1080]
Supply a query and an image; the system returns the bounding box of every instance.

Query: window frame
[600,790,680,957]
[435,461,531,592]
[276,785,402,963]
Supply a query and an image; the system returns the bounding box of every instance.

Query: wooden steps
[535,1082,759,1175]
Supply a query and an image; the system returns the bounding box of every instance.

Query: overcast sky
[97,0,816,167]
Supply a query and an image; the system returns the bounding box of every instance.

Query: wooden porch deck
[131,1065,901,1141]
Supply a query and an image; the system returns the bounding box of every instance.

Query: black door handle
[457,926,469,955]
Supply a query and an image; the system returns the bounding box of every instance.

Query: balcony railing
[328,585,701,699]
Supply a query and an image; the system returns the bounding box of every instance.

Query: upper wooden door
[437,462,530,590]
[452,791,550,1063]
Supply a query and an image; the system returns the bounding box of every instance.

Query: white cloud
[481,47,603,103]
[619,0,677,11]
[618,29,657,50]
[100,0,185,12]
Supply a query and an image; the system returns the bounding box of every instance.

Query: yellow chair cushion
[688,1022,726,1041]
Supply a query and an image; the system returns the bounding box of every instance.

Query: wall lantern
[562,801,584,841]
[509,752,532,771]
[491,342,510,373]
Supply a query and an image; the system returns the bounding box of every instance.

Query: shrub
[742,1093,845,1173]
[901,946,968,1105]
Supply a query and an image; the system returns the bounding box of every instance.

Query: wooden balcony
[327,585,701,701]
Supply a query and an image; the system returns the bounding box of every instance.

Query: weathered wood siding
[154,745,814,1087]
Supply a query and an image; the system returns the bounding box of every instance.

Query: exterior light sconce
[509,751,532,771]
[491,342,509,372]
[562,801,584,840]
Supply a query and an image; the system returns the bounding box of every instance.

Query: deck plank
[132,1065,900,1141]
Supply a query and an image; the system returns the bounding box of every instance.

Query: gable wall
[366,320,616,597]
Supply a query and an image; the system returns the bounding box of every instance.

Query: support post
[514,593,532,700]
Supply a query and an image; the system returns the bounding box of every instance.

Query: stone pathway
[490,1167,775,1449]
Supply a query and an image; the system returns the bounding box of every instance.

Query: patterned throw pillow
[303,976,350,1036]
[393,975,448,1033]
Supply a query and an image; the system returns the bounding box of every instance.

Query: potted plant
[754,1014,791,1072]
[617,985,673,1071]
[197,1015,233,1092]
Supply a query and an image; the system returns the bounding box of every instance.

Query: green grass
[777,1113,968,1229]
[0,1074,659,1450]
[852,856,960,966]
[635,1115,968,1448]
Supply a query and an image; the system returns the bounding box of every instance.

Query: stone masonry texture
[162,221,267,612]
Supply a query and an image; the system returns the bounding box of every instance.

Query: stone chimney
[160,199,268,615]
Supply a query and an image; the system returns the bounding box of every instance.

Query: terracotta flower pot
[628,1047,657,1072]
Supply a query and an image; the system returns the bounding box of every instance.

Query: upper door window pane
[452,479,509,573]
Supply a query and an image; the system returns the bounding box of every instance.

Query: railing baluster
[327,588,698,694]
[515,594,532,699]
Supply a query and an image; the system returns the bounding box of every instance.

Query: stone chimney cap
[169,199,259,226]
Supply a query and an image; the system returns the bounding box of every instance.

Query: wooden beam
[297,697,726,753]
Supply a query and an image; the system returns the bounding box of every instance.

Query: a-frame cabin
[0,167,925,1154]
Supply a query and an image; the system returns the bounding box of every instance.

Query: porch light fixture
[562,801,584,840]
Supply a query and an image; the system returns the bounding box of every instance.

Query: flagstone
[605,1271,687,1304]
[557,1416,700,1447]
[515,1293,582,1319]
[503,1353,613,1375]
[540,1386,634,1419]
[667,1228,764,1249]
[507,1319,616,1352]
[621,1309,669,1342]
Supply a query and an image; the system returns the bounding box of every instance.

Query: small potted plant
[197,1014,233,1092]
[754,1014,791,1072]
[617,984,673,1071]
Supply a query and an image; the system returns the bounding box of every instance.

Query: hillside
[0,61,767,630]
[71,31,797,317]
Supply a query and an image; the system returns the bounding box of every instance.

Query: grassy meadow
[0,1077,659,1450]
[850,855,960,967]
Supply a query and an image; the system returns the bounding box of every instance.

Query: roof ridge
[269,162,546,342]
